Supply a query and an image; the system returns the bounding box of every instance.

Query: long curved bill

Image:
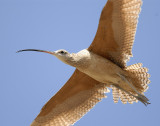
[16,49,55,55]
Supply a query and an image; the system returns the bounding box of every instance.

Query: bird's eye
[58,50,67,55]
[60,51,64,54]
[60,51,65,54]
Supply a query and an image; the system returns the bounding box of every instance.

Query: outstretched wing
[88,0,142,68]
[31,69,110,126]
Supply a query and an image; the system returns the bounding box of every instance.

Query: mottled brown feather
[88,0,142,68]
[112,63,150,104]
[31,69,110,126]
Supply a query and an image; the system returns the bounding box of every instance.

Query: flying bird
[17,0,150,125]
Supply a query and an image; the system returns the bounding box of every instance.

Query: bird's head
[17,49,75,65]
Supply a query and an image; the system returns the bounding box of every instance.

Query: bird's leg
[116,73,150,106]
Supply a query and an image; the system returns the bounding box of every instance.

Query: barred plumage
[31,83,110,126]
[112,63,150,104]
[125,63,150,92]
[110,0,142,67]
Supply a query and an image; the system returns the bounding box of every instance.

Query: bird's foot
[135,94,150,106]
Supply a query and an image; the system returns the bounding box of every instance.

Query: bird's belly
[78,54,123,84]
[84,68,120,84]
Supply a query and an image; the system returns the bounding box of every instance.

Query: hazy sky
[0,0,160,126]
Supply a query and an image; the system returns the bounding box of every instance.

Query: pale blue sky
[0,0,160,126]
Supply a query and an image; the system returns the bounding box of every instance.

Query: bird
[17,0,150,126]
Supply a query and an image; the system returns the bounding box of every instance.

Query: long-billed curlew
[17,0,150,126]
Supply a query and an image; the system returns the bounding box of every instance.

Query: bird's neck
[67,50,91,69]
[57,49,91,69]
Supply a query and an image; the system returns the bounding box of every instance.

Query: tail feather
[125,63,150,93]
[112,63,150,104]
[126,63,143,69]
[112,86,119,103]
[119,90,128,104]
[112,87,138,104]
